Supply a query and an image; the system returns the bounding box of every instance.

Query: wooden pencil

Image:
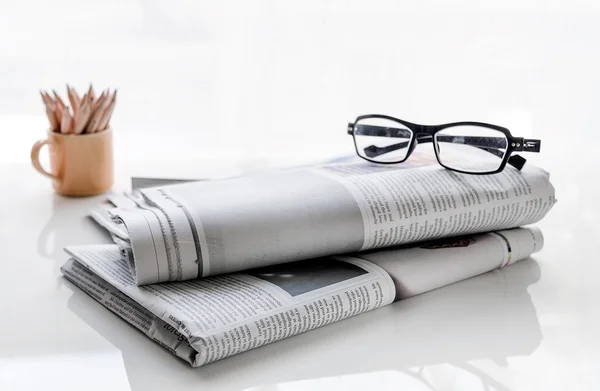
[97,95,116,132]
[40,90,50,107]
[67,85,81,116]
[46,106,59,131]
[87,92,110,133]
[60,107,72,134]
[47,93,62,132]
[87,84,96,103]
[53,90,66,111]
[74,100,92,134]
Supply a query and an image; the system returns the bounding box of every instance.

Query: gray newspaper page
[62,245,395,367]
[61,226,542,367]
[97,162,555,285]
[353,226,543,299]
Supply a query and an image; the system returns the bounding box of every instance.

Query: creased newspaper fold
[91,161,555,285]
[62,226,543,367]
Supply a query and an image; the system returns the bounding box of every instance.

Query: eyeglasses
[348,114,542,174]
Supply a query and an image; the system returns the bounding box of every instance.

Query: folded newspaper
[62,226,543,367]
[90,161,555,285]
[59,160,556,367]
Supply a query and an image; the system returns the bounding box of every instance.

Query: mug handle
[31,139,58,180]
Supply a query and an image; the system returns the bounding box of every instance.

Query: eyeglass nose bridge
[410,133,438,156]
[414,132,433,140]
[406,133,430,157]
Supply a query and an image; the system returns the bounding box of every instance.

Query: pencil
[74,100,92,134]
[46,106,59,131]
[67,85,81,116]
[60,107,72,134]
[53,90,66,111]
[97,95,116,131]
[46,92,63,127]
[40,90,50,107]
[87,84,96,103]
[87,92,109,133]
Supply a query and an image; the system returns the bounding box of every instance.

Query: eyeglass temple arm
[363,136,506,159]
[352,123,541,153]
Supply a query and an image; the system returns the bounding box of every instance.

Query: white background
[1,1,599,390]
[2,0,599,168]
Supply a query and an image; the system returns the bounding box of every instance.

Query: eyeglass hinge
[347,123,354,135]
[510,137,524,151]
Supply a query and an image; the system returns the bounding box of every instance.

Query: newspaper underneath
[61,226,543,367]
[93,162,555,285]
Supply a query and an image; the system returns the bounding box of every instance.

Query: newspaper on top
[90,158,555,285]
[62,226,544,367]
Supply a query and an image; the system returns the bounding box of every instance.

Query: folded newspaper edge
[61,226,543,367]
[90,162,555,286]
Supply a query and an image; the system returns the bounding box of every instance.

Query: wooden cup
[31,129,114,196]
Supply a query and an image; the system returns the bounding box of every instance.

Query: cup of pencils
[31,84,116,196]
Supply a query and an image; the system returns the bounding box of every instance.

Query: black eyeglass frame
[347,114,541,175]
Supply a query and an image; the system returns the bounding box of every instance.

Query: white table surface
[1,1,600,390]
[1,152,598,391]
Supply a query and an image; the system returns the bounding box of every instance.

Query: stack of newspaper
[62,160,556,367]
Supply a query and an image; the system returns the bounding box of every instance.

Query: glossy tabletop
[1,1,600,390]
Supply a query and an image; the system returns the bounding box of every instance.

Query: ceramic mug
[31,129,114,196]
